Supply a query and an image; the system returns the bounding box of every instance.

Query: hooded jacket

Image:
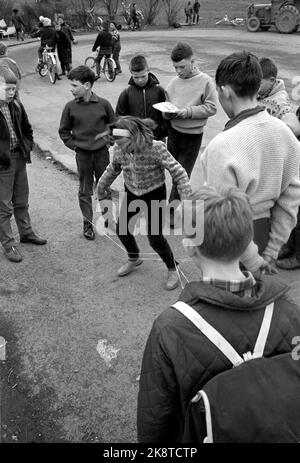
[0,99,33,168]
[258,79,292,120]
[115,72,169,140]
[137,275,300,442]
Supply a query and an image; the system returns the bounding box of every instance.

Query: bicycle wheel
[39,63,48,77]
[84,56,96,70]
[48,56,57,84]
[104,58,116,82]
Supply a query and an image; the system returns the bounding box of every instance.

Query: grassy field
[194,0,251,24]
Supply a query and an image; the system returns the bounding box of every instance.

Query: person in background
[257,57,300,137]
[0,66,47,263]
[0,42,22,94]
[92,20,113,79]
[56,15,78,75]
[116,54,168,140]
[193,1,201,24]
[11,8,25,41]
[31,17,61,80]
[110,23,121,74]
[184,1,193,25]
[130,3,139,30]
[59,65,115,240]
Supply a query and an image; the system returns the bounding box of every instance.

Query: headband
[112,128,131,138]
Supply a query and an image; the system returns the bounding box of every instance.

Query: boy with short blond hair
[137,185,300,442]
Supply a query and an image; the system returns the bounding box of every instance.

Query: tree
[161,0,181,26]
[101,0,120,16]
[140,0,161,25]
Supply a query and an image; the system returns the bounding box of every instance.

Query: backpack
[173,301,300,443]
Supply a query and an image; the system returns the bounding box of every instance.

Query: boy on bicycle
[92,21,113,79]
[31,17,61,80]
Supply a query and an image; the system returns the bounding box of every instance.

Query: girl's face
[115,136,132,152]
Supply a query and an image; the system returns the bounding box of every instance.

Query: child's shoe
[117,258,143,277]
[165,269,180,290]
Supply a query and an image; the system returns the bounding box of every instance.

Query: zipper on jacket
[143,89,147,118]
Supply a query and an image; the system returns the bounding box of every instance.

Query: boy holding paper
[164,42,218,213]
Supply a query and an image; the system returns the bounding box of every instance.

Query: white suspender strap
[253,302,274,358]
[172,301,244,367]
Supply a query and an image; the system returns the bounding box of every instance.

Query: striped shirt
[0,102,18,149]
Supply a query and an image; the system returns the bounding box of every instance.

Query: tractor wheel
[246,16,261,32]
[260,26,270,31]
[275,5,299,34]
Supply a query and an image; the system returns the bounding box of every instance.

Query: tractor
[246,0,300,33]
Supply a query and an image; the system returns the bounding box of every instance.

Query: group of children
[1,35,300,441]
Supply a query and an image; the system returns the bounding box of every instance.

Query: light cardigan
[200,110,300,271]
[165,71,218,134]
[97,140,192,199]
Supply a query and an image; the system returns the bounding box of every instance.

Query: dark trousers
[75,148,110,223]
[0,151,33,250]
[286,207,300,260]
[116,184,176,269]
[253,217,270,255]
[167,127,203,202]
[193,13,200,23]
[57,46,72,73]
[112,47,121,72]
[95,51,111,76]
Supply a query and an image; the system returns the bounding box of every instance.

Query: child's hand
[176,109,188,119]
[258,256,278,275]
[163,112,177,120]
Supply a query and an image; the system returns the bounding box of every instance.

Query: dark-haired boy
[258,57,300,137]
[164,41,217,218]
[137,185,300,442]
[59,65,115,239]
[92,21,113,78]
[0,66,46,263]
[200,51,300,274]
[116,54,168,140]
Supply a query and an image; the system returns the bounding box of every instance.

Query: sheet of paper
[153,102,179,113]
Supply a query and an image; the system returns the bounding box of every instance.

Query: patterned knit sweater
[97,140,192,199]
[258,79,292,119]
[200,110,300,271]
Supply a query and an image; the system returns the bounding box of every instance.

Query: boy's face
[258,77,275,97]
[172,57,194,79]
[216,85,235,118]
[131,68,149,87]
[0,80,16,103]
[70,79,91,100]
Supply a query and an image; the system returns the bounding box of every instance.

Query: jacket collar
[178,275,289,311]
[224,106,265,131]
[128,72,160,88]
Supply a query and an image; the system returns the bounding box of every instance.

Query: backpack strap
[252,302,274,358]
[172,301,244,367]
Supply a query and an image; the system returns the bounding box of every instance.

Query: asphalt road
[1,28,300,443]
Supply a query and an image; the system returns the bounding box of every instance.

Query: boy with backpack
[137,185,300,442]
[199,51,300,274]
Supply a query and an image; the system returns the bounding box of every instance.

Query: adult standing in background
[11,8,25,41]
[193,2,201,24]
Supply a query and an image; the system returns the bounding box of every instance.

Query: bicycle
[215,14,244,26]
[86,6,103,30]
[36,45,58,84]
[84,50,116,82]
[121,1,144,30]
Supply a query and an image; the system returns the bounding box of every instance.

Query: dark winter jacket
[31,25,57,48]
[0,99,33,169]
[92,31,113,52]
[116,72,169,140]
[137,275,300,442]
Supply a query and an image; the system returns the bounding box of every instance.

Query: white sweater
[200,110,300,271]
[165,71,218,134]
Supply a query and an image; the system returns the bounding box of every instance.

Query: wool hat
[0,42,7,56]
[42,17,52,27]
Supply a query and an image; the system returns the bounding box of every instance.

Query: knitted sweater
[199,110,300,270]
[258,79,292,119]
[165,71,217,134]
[97,140,192,199]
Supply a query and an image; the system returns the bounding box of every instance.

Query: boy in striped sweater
[199,51,300,274]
